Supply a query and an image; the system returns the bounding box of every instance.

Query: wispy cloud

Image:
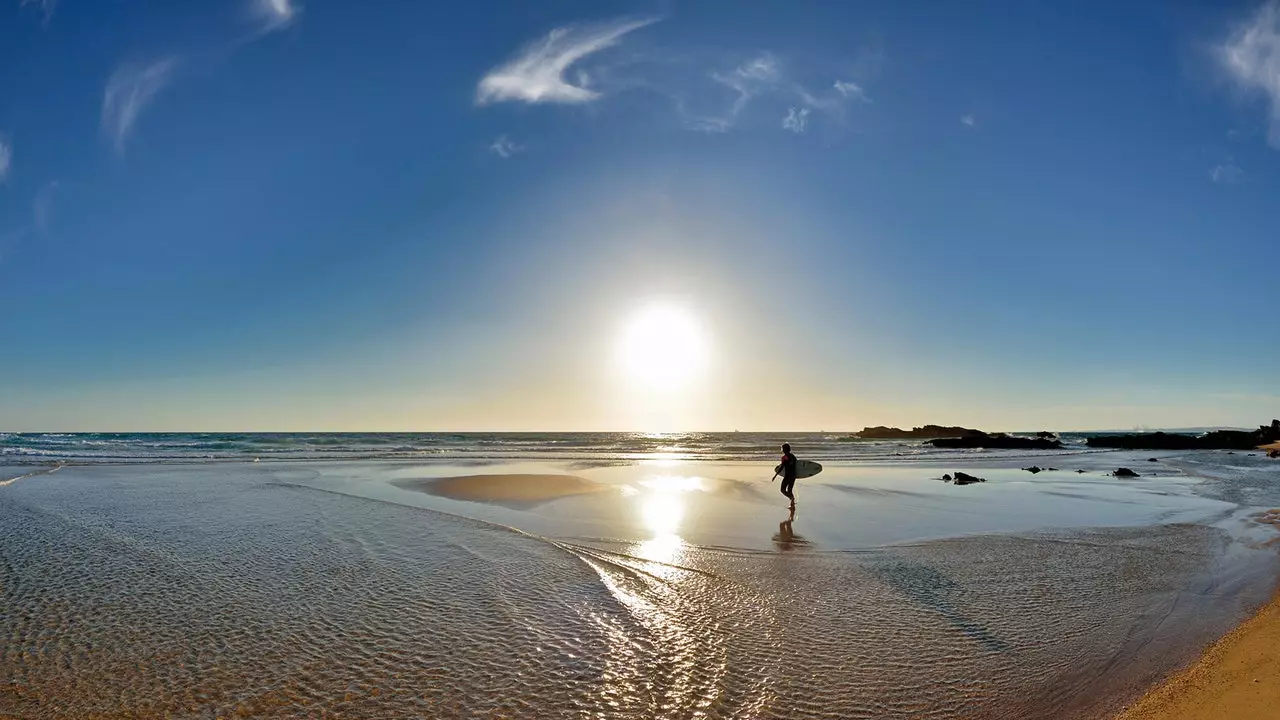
[713,54,781,118]
[34,180,60,233]
[833,80,870,103]
[1219,0,1280,148]
[782,107,810,133]
[0,136,10,183]
[477,17,659,105]
[250,0,299,35]
[1209,160,1243,184]
[960,114,977,127]
[20,0,57,26]
[101,58,181,154]
[489,135,523,159]
[681,54,785,132]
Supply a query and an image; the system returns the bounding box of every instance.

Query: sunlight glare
[617,302,709,391]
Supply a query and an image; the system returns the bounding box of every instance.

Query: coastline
[1116,586,1280,719]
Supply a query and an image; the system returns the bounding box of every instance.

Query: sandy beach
[394,473,603,508]
[4,448,1278,719]
[1116,589,1280,719]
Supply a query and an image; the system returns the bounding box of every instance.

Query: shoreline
[1116,585,1280,719]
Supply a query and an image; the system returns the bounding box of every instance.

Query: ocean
[0,430,1116,464]
[3,433,1279,719]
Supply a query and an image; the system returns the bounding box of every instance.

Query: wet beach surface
[2,451,1278,719]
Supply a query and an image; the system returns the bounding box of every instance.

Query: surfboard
[775,459,823,479]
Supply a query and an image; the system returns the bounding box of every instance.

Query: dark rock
[1075,469,1086,473]
[1023,466,1044,474]
[1035,431,1058,439]
[1269,450,1279,459]
[1147,458,1159,462]
[930,432,1063,450]
[852,425,982,440]
[1048,468,1059,472]
[1113,468,1141,478]
[1086,420,1280,450]
[952,471,986,485]
[942,473,953,481]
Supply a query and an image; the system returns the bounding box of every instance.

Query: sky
[1,0,1278,432]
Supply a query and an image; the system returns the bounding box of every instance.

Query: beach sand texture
[2,459,1257,719]
[1116,590,1280,719]
[395,473,603,507]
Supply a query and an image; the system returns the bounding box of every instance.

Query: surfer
[778,443,797,508]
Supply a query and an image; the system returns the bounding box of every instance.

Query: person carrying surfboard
[777,443,798,509]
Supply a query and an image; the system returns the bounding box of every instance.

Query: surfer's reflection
[772,507,810,551]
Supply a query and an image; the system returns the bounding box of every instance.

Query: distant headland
[848,420,1280,454]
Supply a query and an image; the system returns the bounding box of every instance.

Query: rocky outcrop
[929,432,1064,450]
[951,471,986,485]
[1112,468,1141,478]
[1086,421,1280,451]
[852,425,982,440]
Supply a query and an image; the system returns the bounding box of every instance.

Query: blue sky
[1,0,1277,431]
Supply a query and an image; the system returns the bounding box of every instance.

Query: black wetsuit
[779,452,797,500]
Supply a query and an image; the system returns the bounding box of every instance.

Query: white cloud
[713,54,781,116]
[1219,1,1280,148]
[477,17,659,105]
[683,53,784,132]
[782,107,810,133]
[489,135,523,159]
[1210,160,1243,184]
[20,0,57,26]
[34,180,59,233]
[250,0,299,35]
[101,58,180,154]
[833,80,870,103]
[960,114,976,127]
[0,137,10,183]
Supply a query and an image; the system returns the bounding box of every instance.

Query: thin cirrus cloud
[693,54,871,133]
[782,107,810,133]
[0,136,10,182]
[1219,0,1280,148]
[833,80,870,103]
[101,58,181,154]
[34,180,60,233]
[1210,160,1243,184]
[476,17,660,105]
[489,135,523,159]
[20,0,57,26]
[250,0,299,36]
[960,114,977,127]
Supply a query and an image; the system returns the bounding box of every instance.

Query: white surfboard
[775,459,822,479]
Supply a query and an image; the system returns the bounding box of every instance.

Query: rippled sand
[0,461,1264,719]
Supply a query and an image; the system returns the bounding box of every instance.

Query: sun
[617,302,710,391]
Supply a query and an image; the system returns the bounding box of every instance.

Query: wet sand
[1116,589,1280,719]
[394,473,603,508]
[3,454,1278,718]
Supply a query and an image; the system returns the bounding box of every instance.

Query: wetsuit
[779,451,797,501]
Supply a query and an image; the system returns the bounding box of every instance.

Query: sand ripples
[1,465,1236,719]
